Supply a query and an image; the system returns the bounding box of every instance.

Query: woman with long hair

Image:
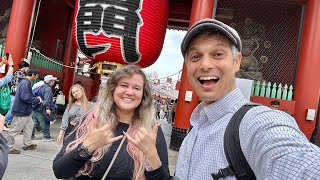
[56,84,94,144]
[53,65,169,180]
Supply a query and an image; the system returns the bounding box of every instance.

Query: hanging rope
[27,1,95,71]
[28,0,42,54]
[150,79,179,85]
[149,69,182,81]
[29,47,97,70]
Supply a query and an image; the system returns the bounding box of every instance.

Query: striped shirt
[175,88,320,180]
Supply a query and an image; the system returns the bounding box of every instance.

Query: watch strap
[77,143,93,158]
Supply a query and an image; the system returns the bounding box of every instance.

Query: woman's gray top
[60,102,94,130]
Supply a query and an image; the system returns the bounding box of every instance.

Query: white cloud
[143,29,186,81]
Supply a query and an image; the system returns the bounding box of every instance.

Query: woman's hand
[124,124,160,156]
[69,120,77,126]
[1,53,14,66]
[83,120,123,153]
[124,124,162,171]
[56,129,65,145]
[1,57,6,64]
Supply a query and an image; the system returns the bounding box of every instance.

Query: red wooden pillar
[91,73,101,101]
[62,10,78,97]
[170,0,216,150]
[293,0,320,139]
[2,0,36,75]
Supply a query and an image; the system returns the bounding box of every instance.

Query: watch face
[78,147,90,158]
[78,146,92,158]
[79,149,87,157]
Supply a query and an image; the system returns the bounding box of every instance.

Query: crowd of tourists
[153,94,177,124]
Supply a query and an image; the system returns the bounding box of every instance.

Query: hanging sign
[73,0,168,68]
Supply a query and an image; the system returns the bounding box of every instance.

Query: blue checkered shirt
[175,88,320,180]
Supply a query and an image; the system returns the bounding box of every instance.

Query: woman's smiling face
[114,73,144,115]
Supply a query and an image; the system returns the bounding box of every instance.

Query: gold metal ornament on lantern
[96,62,123,75]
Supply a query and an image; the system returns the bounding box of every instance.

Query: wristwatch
[78,143,93,158]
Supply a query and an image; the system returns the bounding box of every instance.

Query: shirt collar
[190,88,247,126]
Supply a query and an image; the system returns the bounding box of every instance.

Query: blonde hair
[66,65,156,179]
[67,84,89,110]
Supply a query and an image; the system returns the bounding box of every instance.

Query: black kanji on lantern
[77,2,104,58]
[76,0,142,63]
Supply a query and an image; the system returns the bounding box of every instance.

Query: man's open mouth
[198,76,219,86]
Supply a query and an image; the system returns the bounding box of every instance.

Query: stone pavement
[3,118,179,180]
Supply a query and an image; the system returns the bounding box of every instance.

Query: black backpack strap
[212,104,258,180]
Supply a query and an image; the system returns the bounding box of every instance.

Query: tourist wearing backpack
[32,75,58,142]
[6,68,41,154]
[174,19,320,179]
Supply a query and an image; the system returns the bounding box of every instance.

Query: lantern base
[169,127,188,151]
[96,61,123,75]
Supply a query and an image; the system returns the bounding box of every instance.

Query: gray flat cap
[181,18,242,57]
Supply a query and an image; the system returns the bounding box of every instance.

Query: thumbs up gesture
[124,124,162,171]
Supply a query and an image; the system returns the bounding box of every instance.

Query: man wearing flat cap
[33,75,58,142]
[175,19,320,179]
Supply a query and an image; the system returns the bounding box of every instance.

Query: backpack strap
[211,104,258,180]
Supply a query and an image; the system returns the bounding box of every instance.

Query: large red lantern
[73,0,169,68]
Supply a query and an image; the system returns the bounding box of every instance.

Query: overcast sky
[143,29,186,82]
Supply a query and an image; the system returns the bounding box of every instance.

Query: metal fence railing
[29,48,63,72]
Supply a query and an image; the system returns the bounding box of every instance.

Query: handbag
[56,94,65,105]
[0,84,11,115]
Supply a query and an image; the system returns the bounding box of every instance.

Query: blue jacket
[35,83,55,112]
[11,78,40,117]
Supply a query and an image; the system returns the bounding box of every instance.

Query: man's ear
[234,52,242,72]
